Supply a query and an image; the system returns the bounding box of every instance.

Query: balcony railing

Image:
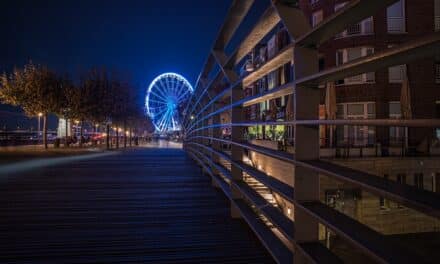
[182,0,440,263]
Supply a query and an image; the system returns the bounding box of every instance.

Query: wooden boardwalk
[0,147,274,263]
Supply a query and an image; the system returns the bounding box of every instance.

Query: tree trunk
[106,124,110,150]
[65,118,69,147]
[43,114,48,149]
[79,120,84,147]
[124,121,127,148]
[116,128,119,149]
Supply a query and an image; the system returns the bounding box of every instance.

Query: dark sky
[0,0,267,130]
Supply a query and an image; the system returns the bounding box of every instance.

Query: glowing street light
[37,112,43,143]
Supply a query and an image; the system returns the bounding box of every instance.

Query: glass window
[389,64,406,83]
[347,104,364,116]
[347,48,362,61]
[312,10,323,27]
[387,0,404,17]
[389,102,401,116]
[367,103,376,115]
[387,0,406,33]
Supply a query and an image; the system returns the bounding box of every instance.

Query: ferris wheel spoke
[159,79,173,99]
[154,83,170,100]
[156,110,168,131]
[173,78,181,97]
[149,89,168,102]
[148,98,167,105]
[161,109,173,131]
[167,79,176,97]
[153,106,168,118]
[173,80,182,98]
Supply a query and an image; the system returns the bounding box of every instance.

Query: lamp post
[38,112,43,144]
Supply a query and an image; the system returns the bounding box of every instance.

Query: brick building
[238,1,440,259]
[244,0,440,156]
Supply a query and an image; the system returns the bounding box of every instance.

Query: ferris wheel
[145,72,193,132]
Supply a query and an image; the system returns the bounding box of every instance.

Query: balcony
[335,18,373,39]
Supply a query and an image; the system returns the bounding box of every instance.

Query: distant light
[190,115,195,120]
[258,165,262,170]
[38,112,43,117]
[287,208,291,215]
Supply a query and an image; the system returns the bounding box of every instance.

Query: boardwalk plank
[0,148,274,263]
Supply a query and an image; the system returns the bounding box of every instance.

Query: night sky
[0,0,268,130]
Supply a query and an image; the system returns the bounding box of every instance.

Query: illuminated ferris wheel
[145,72,193,132]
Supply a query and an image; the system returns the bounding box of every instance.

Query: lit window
[387,0,406,33]
[312,10,323,28]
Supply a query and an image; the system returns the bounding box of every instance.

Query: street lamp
[38,112,43,143]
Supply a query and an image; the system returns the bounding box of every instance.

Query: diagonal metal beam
[296,32,440,86]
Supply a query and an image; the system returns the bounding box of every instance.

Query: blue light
[145,72,193,133]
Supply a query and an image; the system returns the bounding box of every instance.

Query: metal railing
[182,1,440,263]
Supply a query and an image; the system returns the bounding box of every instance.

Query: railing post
[294,46,320,264]
[230,85,243,218]
[211,102,222,188]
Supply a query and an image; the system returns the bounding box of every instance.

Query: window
[312,10,323,27]
[336,47,375,84]
[388,64,407,83]
[414,173,424,189]
[336,102,376,146]
[335,2,373,37]
[435,0,440,31]
[387,0,406,33]
[435,63,440,84]
[389,102,405,146]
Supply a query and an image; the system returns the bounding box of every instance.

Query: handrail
[188,119,440,135]
[184,0,440,262]
[187,136,440,219]
[185,33,440,134]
